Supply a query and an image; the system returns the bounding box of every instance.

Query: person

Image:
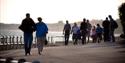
[19,13,35,56]
[18,58,26,63]
[108,15,118,42]
[86,20,92,43]
[71,22,80,45]
[91,26,97,43]
[102,17,110,42]
[63,20,71,45]
[35,17,48,55]
[80,18,87,45]
[96,24,103,43]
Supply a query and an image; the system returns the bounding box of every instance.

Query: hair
[37,17,42,22]
[18,58,26,63]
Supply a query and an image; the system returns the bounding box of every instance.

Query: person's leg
[66,34,69,45]
[28,33,33,55]
[64,34,67,45]
[37,37,41,55]
[41,37,45,52]
[111,31,115,42]
[24,33,28,55]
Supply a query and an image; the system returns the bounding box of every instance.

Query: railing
[0,34,121,51]
[0,35,65,51]
[0,35,37,51]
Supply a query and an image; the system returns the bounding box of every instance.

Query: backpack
[113,21,118,29]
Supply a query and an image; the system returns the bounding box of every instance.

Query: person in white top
[71,23,80,45]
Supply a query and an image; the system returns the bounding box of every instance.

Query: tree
[118,3,125,38]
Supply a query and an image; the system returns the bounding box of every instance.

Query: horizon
[0,0,125,24]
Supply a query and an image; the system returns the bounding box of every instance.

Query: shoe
[38,52,41,55]
[25,53,27,56]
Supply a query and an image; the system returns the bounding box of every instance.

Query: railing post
[12,36,15,49]
[5,35,8,50]
[16,36,19,49]
[20,36,22,48]
[9,36,12,49]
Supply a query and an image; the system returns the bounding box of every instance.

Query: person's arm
[63,25,65,34]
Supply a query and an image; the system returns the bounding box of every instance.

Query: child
[96,24,103,43]
[91,26,97,43]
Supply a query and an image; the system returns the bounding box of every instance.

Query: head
[97,24,100,27]
[66,20,69,24]
[108,15,112,18]
[87,19,89,23]
[105,17,108,20]
[18,58,26,63]
[37,17,42,22]
[83,18,86,22]
[74,22,77,26]
[26,13,30,18]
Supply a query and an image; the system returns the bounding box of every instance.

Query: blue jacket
[96,27,103,33]
[36,22,48,37]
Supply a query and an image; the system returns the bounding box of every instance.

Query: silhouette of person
[71,22,80,45]
[5,57,13,63]
[102,17,110,42]
[18,58,26,63]
[63,20,71,45]
[86,20,92,43]
[96,24,103,43]
[80,18,87,45]
[108,15,118,42]
[91,26,97,43]
[35,17,48,55]
[19,13,36,56]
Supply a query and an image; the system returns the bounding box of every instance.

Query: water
[0,30,69,42]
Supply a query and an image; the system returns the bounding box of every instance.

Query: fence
[0,35,66,51]
[0,35,37,51]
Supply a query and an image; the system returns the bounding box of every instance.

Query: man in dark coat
[19,13,35,56]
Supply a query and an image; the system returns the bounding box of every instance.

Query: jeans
[24,32,33,55]
[65,34,70,45]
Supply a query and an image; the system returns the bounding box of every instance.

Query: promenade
[0,41,125,63]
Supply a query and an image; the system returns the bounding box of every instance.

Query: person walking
[91,26,97,43]
[63,20,71,45]
[108,15,118,42]
[19,13,35,56]
[80,18,87,45]
[86,20,92,43]
[96,24,103,43]
[35,17,48,55]
[71,22,80,45]
[102,17,110,42]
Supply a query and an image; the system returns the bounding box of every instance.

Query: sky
[0,0,125,24]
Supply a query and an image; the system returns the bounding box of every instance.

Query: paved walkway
[0,42,125,63]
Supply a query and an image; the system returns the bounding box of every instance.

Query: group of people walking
[19,13,118,56]
[63,15,118,45]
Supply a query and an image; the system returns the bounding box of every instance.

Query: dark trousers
[65,34,70,45]
[24,32,33,55]
[110,30,115,42]
[72,34,78,45]
[104,30,110,42]
[97,33,102,43]
[81,31,86,45]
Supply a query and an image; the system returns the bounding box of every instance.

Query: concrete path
[0,42,125,63]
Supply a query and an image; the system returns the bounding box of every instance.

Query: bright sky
[0,0,125,24]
